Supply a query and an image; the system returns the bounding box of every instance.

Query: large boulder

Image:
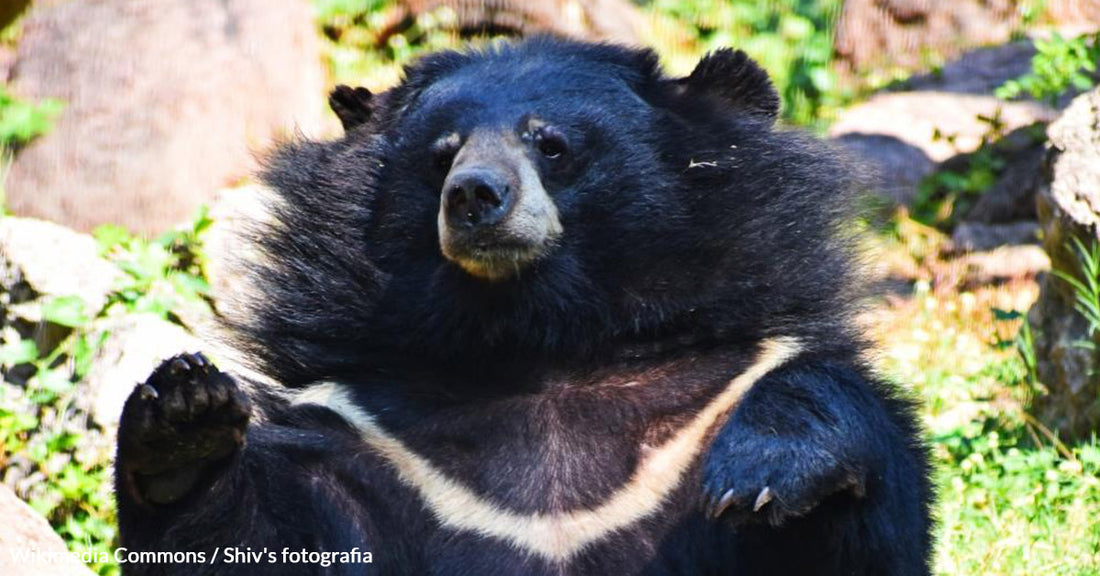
[0,485,95,576]
[834,0,1019,76]
[834,0,1100,76]
[1028,87,1100,440]
[4,0,323,236]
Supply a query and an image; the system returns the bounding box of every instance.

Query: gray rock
[833,133,934,207]
[1028,87,1100,440]
[0,218,118,312]
[830,92,1058,163]
[0,484,95,576]
[951,221,1040,252]
[830,92,1057,206]
[902,41,1037,96]
[4,0,323,235]
[0,217,120,359]
[953,124,1047,225]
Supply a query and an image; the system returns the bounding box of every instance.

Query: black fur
[115,37,932,575]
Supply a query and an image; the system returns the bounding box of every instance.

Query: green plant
[0,85,63,148]
[1052,235,1100,349]
[1,208,214,575]
[997,32,1100,106]
[993,308,1041,397]
[647,0,844,128]
[94,206,213,319]
[0,295,116,575]
[912,146,1006,228]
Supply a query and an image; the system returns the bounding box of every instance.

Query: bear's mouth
[442,236,554,282]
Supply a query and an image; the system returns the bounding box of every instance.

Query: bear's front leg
[700,362,870,527]
[116,352,251,506]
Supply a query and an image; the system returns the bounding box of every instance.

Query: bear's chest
[292,347,768,569]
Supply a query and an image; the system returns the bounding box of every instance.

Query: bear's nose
[442,168,513,228]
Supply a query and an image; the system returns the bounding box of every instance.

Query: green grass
[870,241,1100,574]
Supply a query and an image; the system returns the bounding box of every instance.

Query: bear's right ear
[677,49,779,120]
[329,85,375,132]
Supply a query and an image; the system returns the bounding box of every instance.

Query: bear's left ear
[329,85,375,132]
[678,49,779,120]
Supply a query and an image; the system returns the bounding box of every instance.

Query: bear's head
[247,38,859,384]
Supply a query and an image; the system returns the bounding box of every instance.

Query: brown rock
[0,484,96,576]
[835,0,1100,77]
[834,0,1019,75]
[404,0,645,44]
[1028,87,1100,440]
[957,244,1050,286]
[4,0,323,236]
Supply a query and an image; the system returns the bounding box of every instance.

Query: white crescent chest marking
[292,337,801,562]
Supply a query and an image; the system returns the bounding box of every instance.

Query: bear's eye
[430,133,461,173]
[535,127,568,160]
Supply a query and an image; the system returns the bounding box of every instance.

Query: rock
[834,0,1100,77]
[1028,87,1100,440]
[957,245,1050,287]
[4,0,323,236]
[0,217,121,358]
[834,0,1019,76]
[403,0,645,44]
[957,126,1047,224]
[83,313,202,427]
[0,218,118,313]
[0,484,96,576]
[830,92,1057,163]
[902,40,1037,96]
[833,133,934,207]
[0,46,15,84]
[831,91,1057,205]
[951,221,1040,252]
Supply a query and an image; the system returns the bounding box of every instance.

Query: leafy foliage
[909,112,1019,229]
[646,0,843,127]
[0,85,62,148]
[997,32,1100,106]
[0,209,213,575]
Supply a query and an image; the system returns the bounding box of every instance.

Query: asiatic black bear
[115,38,932,575]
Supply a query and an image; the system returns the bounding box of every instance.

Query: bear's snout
[436,128,563,282]
[442,166,515,229]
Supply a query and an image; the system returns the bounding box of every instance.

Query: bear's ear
[329,85,375,132]
[678,49,779,120]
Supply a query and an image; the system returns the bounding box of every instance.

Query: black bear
[115,38,932,575]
